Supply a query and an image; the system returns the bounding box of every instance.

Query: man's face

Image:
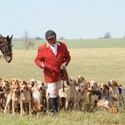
[47,36,56,45]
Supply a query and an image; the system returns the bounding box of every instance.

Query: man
[35,30,71,114]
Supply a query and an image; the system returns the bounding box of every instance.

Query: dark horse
[0,35,13,63]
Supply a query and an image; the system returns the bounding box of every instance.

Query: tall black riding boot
[49,97,58,113]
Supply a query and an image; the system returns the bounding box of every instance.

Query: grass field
[1,48,125,84]
[12,38,125,49]
[0,39,125,125]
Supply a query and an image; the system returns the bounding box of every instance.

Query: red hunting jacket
[35,41,71,83]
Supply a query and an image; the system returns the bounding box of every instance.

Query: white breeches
[47,81,61,98]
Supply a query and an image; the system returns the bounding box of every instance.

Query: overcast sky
[0,0,125,38]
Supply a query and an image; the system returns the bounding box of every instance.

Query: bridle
[0,39,13,56]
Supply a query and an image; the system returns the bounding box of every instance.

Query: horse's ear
[7,35,9,39]
[6,35,13,41]
[10,35,13,40]
[6,35,9,41]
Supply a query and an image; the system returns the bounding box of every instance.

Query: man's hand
[61,63,66,70]
[40,63,44,69]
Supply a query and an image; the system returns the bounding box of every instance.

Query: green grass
[12,38,125,50]
[0,110,125,125]
[1,39,125,124]
[66,38,125,48]
[1,48,125,84]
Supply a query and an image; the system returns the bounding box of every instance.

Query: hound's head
[89,80,98,91]
[77,75,85,83]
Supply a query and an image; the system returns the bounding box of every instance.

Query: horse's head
[0,35,13,63]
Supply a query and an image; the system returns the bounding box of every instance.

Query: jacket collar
[46,41,61,48]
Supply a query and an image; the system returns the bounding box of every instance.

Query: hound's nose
[31,83,34,87]
[15,91,19,94]
[78,89,81,92]
[3,86,6,89]
[40,87,43,90]
[20,90,23,92]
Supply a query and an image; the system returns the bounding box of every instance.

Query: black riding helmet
[45,30,56,40]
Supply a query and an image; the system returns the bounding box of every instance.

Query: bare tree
[35,36,42,40]
[24,31,29,50]
[104,32,111,39]
[60,37,64,40]
[23,31,35,50]
[28,41,35,48]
